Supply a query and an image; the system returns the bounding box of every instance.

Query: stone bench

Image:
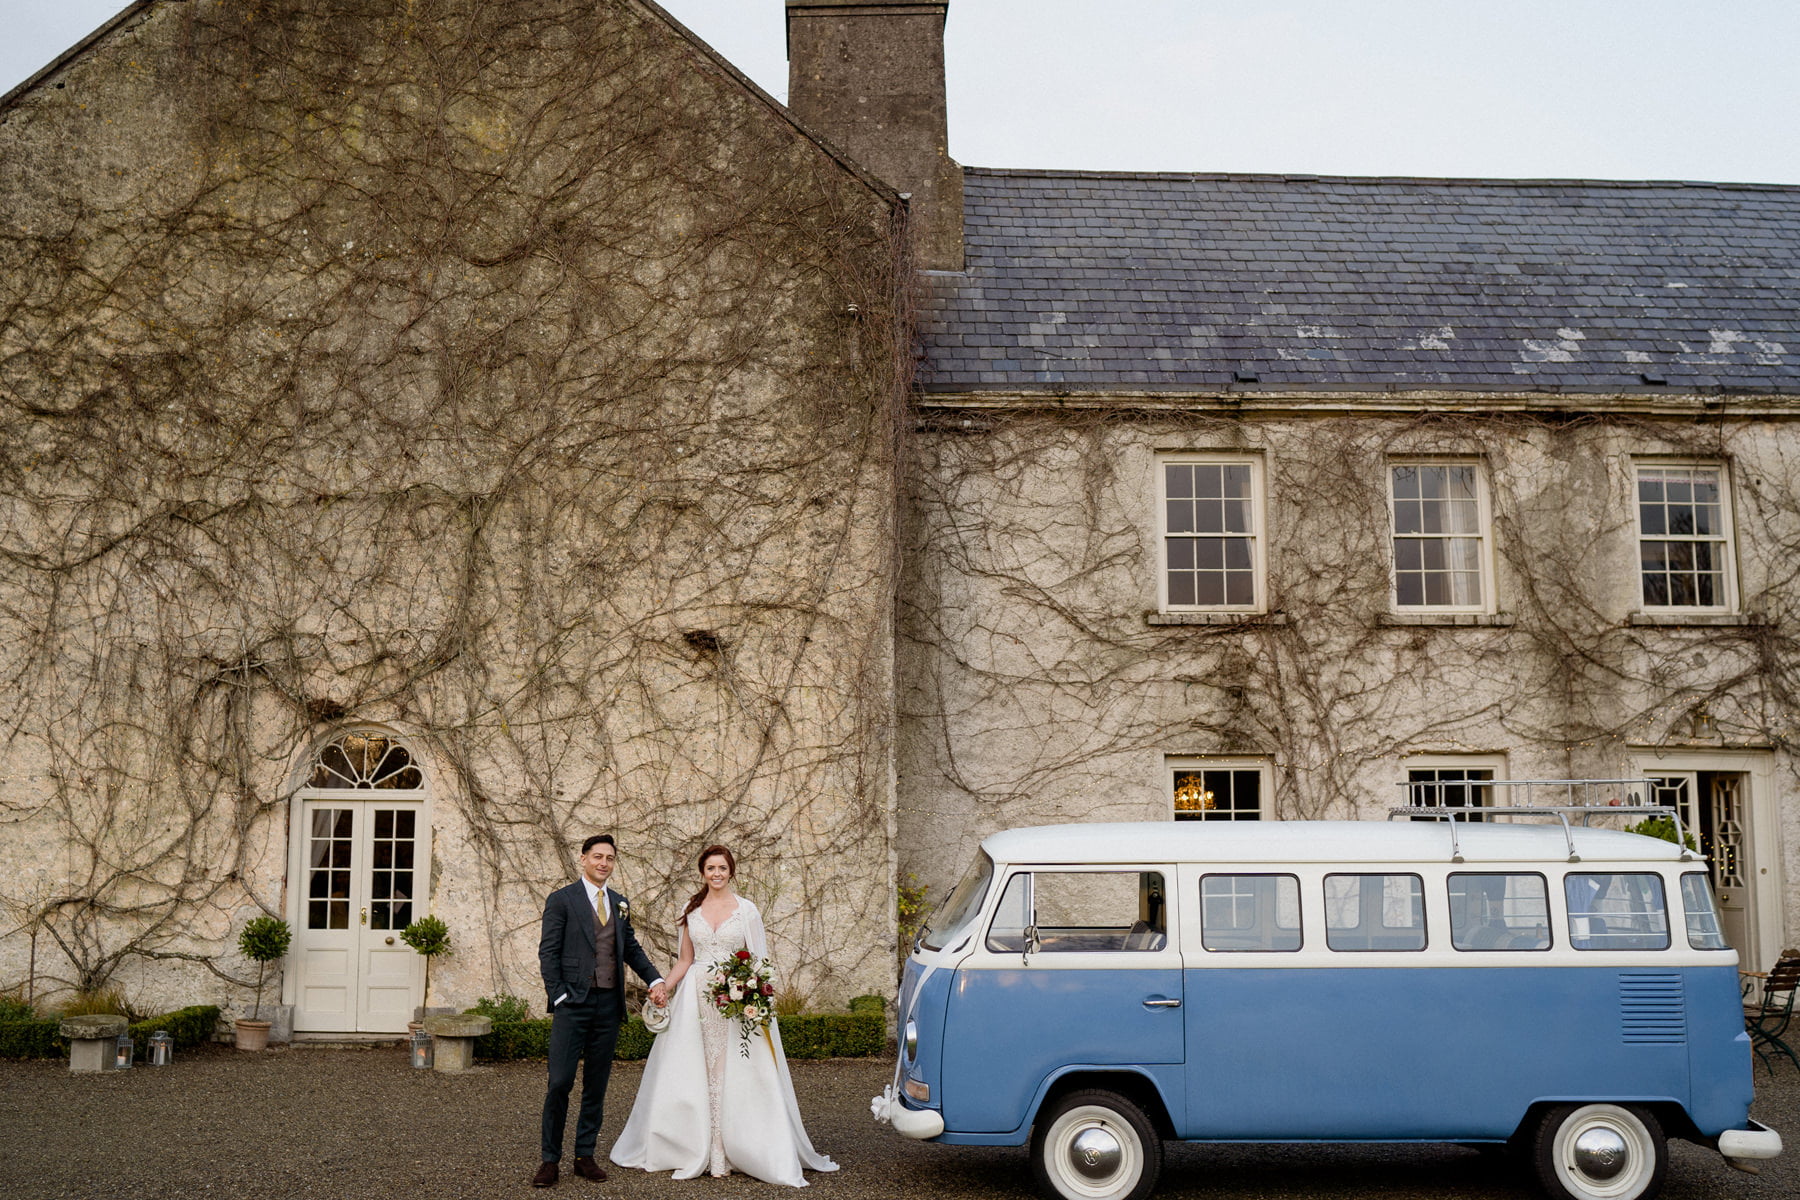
[59,1014,128,1073]
[423,1013,492,1072]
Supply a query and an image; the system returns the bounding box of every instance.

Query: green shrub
[0,1018,61,1058]
[130,1005,222,1050]
[472,1016,654,1061]
[238,916,292,1018]
[1627,815,1699,850]
[0,1003,222,1059]
[0,992,36,1021]
[777,1008,885,1058]
[468,993,531,1023]
[472,1000,886,1063]
[401,915,453,1003]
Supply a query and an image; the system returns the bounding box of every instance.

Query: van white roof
[979,820,1688,865]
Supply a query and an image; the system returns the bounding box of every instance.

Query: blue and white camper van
[876,815,1782,1200]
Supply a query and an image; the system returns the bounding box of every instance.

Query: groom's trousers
[541,986,623,1162]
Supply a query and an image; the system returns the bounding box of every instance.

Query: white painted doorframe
[1631,747,1786,973]
[284,792,432,1032]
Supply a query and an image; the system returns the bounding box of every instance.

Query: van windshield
[920,851,994,951]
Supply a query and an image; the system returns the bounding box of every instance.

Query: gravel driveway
[1,1047,1793,1200]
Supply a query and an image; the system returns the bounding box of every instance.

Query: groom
[535,834,667,1188]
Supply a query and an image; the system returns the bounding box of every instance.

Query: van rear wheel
[1533,1103,1667,1200]
[1030,1089,1162,1200]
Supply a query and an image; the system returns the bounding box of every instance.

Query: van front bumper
[891,1102,946,1140]
[1719,1121,1782,1162]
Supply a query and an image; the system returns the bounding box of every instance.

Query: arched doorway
[286,730,431,1033]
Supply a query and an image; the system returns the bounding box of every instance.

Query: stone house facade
[1,0,1797,1033]
[0,0,907,1029]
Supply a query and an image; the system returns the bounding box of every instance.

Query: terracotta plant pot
[234,1018,272,1052]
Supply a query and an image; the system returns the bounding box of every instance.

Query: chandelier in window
[1173,773,1216,813]
[308,732,424,790]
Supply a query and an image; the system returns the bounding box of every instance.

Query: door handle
[360,907,367,926]
[385,936,395,945]
[1143,998,1181,1008]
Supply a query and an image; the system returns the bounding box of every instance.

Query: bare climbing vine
[898,404,1800,900]
[0,0,912,1012]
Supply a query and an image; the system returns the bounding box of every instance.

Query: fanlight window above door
[308,732,424,790]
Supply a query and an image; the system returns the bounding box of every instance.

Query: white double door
[291,799,428,1033]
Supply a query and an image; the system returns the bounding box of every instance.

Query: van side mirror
[1023,924,1040,964]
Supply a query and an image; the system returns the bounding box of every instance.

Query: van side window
[1448,873,1550,951]
[986,873,1031,953]
[984,871,1168,954]
[1679,873,1731,950]
[1201,874,1301,951]
[1324,874,1426,951]
[1565,873,1670,951]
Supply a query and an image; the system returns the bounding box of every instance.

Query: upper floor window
[1159,456,1264,610]
[1403,756,1502,823]
[1389,461,1490,610]
[1636,463,1734,610]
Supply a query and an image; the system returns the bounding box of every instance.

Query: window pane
[1225,572,1254,605]
[1394,500,1421,535]
[1449,873,1550,950]
[1396,574,1423,606]
[1324,874,1425,951]
[985,874,1031,953]
[1195,574,1225,605]
[1167,573,1196,606]
[1194,465,1223,499]
[1223,465,1252,497]
[1166,499,1194,533]
[1202,875,1301,952]
[1033,871,1167,953]
[1165,464,1193,499]
[1393,466,1419,499]
[1679,874,1730,950]
[1565,873,1670,950]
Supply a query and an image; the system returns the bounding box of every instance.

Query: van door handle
[1143,998,1182,1008]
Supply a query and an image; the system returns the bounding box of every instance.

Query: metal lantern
[113,1032,135,1070]
[148,1030,174,1067]
[409,1029,434,1069]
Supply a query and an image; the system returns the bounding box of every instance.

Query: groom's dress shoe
[532,1161,559,1188]
[573,1156,607,1181]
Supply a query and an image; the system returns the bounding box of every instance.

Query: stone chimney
[786,1,964,271]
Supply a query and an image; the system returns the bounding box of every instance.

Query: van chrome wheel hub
[1068,1126,1122,1179]
[1572,1127,1630,1180]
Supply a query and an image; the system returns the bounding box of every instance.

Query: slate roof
[919,169,1800,394]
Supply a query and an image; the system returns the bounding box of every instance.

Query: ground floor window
[1402,757,1502,822]
[1170,757,1267,821]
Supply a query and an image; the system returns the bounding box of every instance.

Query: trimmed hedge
[0,1004,222,1060]
[131,1005,221,1051]
[0,1017,61,1059]
[475,998,886,1063]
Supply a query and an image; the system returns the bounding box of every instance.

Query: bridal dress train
[610,898,838,1186]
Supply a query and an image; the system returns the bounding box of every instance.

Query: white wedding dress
[611,898,838,1186]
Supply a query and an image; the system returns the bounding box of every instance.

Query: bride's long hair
[677,844,736,926]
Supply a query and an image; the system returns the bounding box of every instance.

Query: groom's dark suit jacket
[537,881,659,1010]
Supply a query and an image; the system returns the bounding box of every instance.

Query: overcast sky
[5,0,1797,185]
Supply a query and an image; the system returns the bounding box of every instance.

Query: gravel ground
[0,1046,1794,1200]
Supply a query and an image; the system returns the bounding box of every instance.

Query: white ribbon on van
[871,961,940,1125]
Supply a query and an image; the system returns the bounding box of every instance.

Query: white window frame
[1400,754,1507,822]
[1387,458,1495,614]
[1157,454,1267,613]
[1169,756,1271,821]
[1632,459,1738,613]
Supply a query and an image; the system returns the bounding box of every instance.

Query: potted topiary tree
[235,915,291,1051]
[401,915,452,1025]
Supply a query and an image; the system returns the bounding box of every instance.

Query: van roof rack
[1388,778,1695,864]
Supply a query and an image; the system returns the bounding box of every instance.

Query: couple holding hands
[535,836,837,1188]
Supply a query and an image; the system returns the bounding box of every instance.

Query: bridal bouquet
[708,948,775,1057]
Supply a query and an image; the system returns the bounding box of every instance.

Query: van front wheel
[1533,1103,1667,1200]
[1030,1089,1162,1200]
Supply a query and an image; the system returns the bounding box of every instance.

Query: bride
[611,845,838,1186]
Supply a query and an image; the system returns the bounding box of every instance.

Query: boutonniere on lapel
[617,900,629,920]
